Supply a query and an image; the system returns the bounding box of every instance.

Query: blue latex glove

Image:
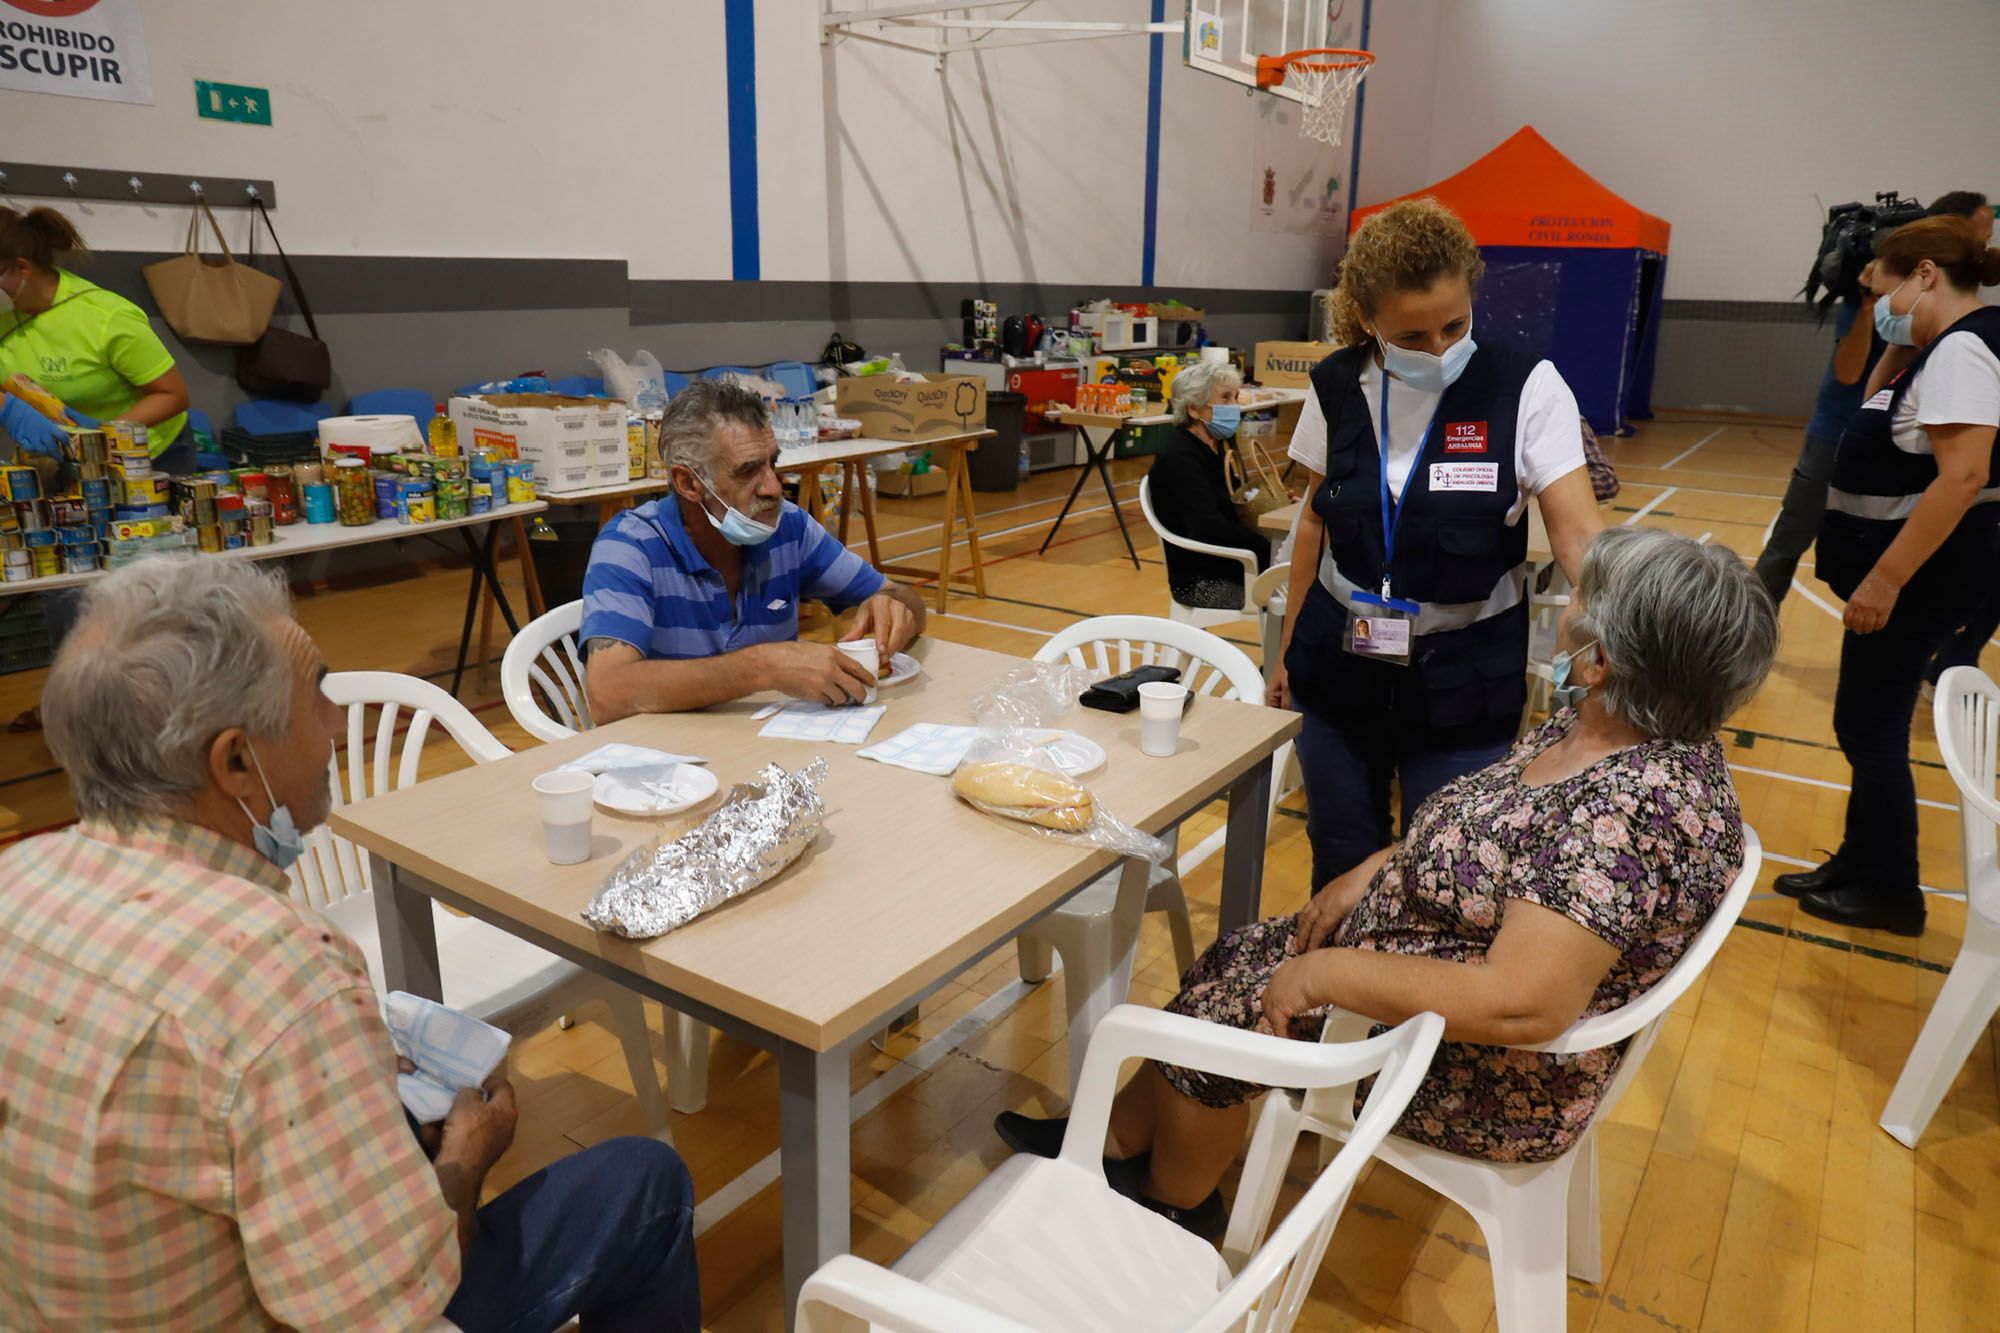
[0,394,69,458]
[64,407,98,429]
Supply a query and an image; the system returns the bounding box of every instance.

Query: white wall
[1414,0,2000,301]
[3,0,1358,297]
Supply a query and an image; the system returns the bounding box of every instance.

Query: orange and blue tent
[1352,126,1670,433]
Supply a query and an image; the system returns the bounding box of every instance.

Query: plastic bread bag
[969,660,1097,730]
[950,728,1170,864]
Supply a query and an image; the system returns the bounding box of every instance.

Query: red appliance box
[1007,366,1081,434]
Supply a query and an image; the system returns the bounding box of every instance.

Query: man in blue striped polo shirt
[581,379,925,719]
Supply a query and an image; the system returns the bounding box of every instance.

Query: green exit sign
[195,80,271,127]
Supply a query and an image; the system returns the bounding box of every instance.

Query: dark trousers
[443,1136,701,1333]
[1834,508,2000,890]
[1928,581,2000,682]
[1292,701,1512,889]
[1754,432,1839,603]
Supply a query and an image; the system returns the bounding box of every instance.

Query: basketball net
[1258,49,1374,148]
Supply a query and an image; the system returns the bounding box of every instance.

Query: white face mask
[1375,321,1478,394]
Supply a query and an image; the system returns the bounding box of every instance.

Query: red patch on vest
[1443,422,1489,453]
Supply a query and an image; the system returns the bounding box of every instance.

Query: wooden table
[868,429,993,613]
[0,502,549,697]
[328,637,1298,1326]
[1044,387,1308,569]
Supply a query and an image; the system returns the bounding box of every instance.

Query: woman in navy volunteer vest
[1270,198,1604,887]
[1783,216,2000,936]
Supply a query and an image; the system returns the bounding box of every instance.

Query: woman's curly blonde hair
[1328,197,1484,347]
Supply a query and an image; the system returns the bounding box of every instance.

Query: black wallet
[1079,665,1182,713]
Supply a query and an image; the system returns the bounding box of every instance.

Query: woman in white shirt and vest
[1780,216,2000,936]
[1269,198,1605,888]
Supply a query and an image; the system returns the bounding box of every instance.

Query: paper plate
[1024,729,1106,778]
[880,652,923,687]
[593,763,720,817]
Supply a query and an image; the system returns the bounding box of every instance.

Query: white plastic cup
[1138,681,1187,757]
[836,638,880,704]
[533,768,596,865]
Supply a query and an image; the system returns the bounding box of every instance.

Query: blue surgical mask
[1872,277,1923,347]
[1551,639,1599,709]
[1376,324,1478,394]
[236,741,306,871]
[1205,402,1242,439]
[697,474,779,547]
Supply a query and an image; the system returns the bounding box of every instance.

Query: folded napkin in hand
[383,991,512,1124]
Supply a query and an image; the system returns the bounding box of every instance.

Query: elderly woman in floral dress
[996,527,1779,1238]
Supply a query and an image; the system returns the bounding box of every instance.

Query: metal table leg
[1218,754,1276,934]
[1038,425,1105,553]
[780,1040,850,1331]
[1093,443,1140,569]
[370,854,443,1001]
[449,523,521,697]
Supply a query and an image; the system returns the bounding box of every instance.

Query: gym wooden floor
[2,416,1995,1331]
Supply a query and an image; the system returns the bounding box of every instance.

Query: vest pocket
[1427,520,1515,603]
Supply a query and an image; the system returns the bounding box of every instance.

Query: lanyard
[1371,373,1445,604]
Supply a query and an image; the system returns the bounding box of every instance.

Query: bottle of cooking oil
[428,405,459,458]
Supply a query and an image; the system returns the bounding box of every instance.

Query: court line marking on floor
[935,608,1050,637]
[691,979,1037,1238]
[1621,487,1678,526]
[1729,761,1956,812]
[847,480,1142,562]
[1658,427,1728,470]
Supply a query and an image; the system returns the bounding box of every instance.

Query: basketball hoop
[1256,47,1374,147]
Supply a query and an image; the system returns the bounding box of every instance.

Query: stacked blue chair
[348,388,437,426]
[233,399,334,437]
[764,361,818,399]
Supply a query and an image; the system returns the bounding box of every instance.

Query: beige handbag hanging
[141,203,282,345]
[1224,435,1291,529]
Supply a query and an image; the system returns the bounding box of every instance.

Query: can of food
[16,500,51,532]
[80,477,111,509]
[23,527,56,549]
[436,475,469,520]
[293,460,324,486]
[248,508,274,547]
[0,530,20,550]
[265,467,299,525]
[239,472,270,502]
[505,461,537,504]
[196,523,224,553]
[69,426,108,461]
[62,545,98,574]
[3,464,45,501]
[470,480,492,515]
[373,472,399,520]
[30,546,58,577]
[396,480,436,525]
[222,531,246,551]
[50,500,89,527]
[57,524,95,547]
[302,482,335,524]
[334,459,373,526]
[1,549,29,582]
[119,475,173,508]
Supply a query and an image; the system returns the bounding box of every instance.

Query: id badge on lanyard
[1343,375,1436,667]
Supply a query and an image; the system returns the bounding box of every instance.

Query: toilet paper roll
[1199,346,1231,365]
[318,414,425,458]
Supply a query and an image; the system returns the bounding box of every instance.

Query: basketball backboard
[1183,0,1362,105]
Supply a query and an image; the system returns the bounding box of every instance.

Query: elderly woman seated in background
[997,527,1778,1238]
[1146,359,1273,609]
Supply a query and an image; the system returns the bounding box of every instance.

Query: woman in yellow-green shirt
[0,206,192,472]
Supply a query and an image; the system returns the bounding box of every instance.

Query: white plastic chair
[1224,828,1763,1331]
[1250,562,1290,687]
[1019,615,1293,1092]
[796,1005,1446,1333]
[1523,560,1572,721]
[496,603,714,1115]
[296,671,669,1138]
[1881,667,2000,1147]
[501,599,593,743]
[1139,475,1260,632]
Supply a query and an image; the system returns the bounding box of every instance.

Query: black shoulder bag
[235,199,333,402]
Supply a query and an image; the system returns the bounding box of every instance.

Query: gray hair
[658,378,771,477]
[1170,359,1243,425]
[1571,527,1777,741]
[44,557,294,831]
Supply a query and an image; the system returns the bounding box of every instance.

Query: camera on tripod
[1804,191,1928,315]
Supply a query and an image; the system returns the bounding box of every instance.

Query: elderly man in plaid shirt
[0,558,699,1332]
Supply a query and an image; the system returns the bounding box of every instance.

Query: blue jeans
[443,1136,701,1333]
[1293,703,1512,889]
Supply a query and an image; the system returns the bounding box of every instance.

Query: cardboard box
[448,394,628,493]
[834,374,987,442]
[1253,341,1339,389]
[877,468,950,498]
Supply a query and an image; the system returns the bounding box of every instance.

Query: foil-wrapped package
[582,759,828,940]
